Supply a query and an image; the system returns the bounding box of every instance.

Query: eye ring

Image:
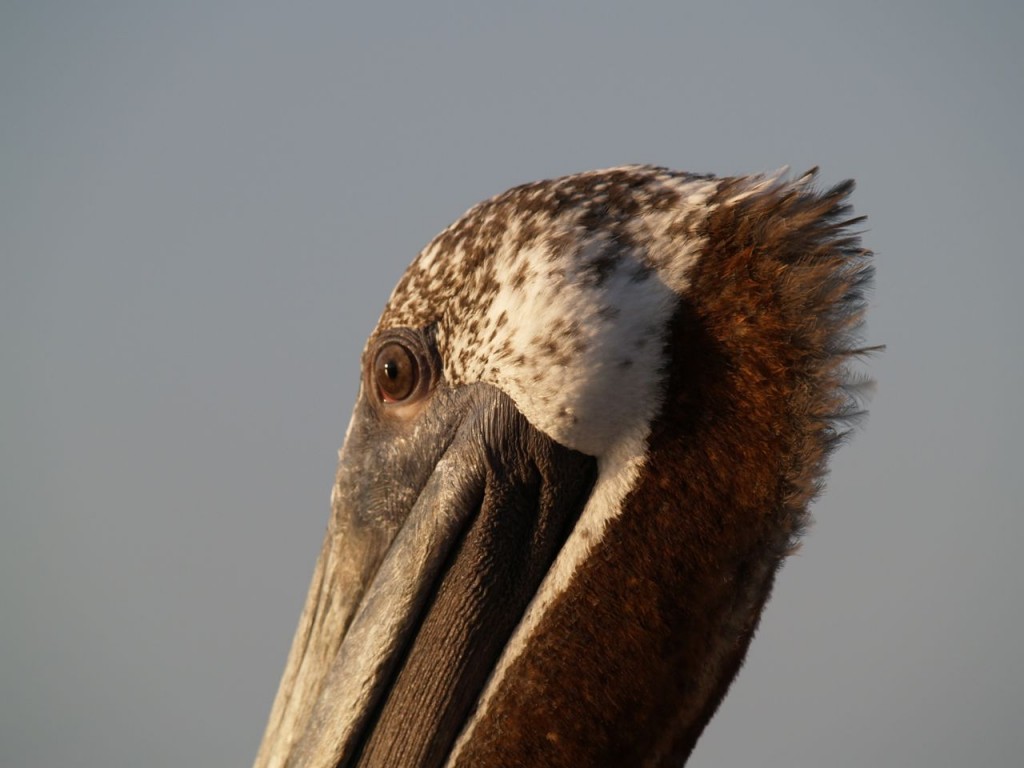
[368,325,436,405]
[373,341,419,403]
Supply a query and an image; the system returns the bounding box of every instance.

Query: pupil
[384,360,399,380]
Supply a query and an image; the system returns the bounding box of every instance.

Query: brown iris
[373,342,418,403]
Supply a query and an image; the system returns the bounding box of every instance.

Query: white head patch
[378,165,720,458]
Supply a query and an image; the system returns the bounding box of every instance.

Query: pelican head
[254,165,873,767]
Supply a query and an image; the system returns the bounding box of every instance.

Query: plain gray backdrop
[3,2,1022,766]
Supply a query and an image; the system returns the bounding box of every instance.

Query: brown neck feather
[452,176,873,767]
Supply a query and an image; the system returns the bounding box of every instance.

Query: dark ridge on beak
[351,391,596,767]
[260,381,596,768]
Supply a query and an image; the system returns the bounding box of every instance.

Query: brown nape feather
[452,173,874,768]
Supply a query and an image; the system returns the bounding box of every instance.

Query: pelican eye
[373,342,419,403]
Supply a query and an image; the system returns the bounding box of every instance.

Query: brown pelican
[254,165,874,767]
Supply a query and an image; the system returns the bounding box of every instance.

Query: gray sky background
[3,2,1022,766]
